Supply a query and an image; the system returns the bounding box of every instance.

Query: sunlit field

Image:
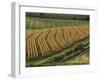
[26,13,89,67]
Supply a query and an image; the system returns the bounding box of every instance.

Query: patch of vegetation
[26,17,89,30]
[26,37,89,67]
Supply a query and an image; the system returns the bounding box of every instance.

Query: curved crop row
[26,26,89,60]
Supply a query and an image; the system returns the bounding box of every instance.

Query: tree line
[26,12,89,20]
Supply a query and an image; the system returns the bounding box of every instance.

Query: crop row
[26,26,89,60]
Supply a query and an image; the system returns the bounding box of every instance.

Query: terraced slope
[26,26,89,61]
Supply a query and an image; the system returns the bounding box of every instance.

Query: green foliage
[26,38,89,67]
[26,12,89,20]
[26,17,89,30]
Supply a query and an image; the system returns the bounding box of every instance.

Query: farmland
[26,14,89,67]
